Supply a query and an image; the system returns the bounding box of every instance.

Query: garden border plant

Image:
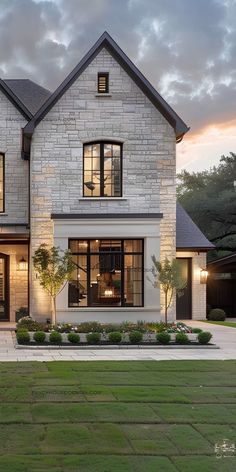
[15,320,214,348]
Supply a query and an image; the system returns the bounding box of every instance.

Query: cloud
[0,0,235,142]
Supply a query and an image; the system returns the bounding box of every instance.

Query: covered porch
[0,230,29,322]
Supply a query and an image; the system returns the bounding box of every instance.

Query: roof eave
[0,79,33,120]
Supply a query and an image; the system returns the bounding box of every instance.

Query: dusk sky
[1,0,236,172]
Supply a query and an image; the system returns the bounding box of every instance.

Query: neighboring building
[0,32,213,324]
[207,253,236,316]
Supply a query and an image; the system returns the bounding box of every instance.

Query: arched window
[83,142,122,197]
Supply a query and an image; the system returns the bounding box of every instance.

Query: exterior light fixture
[200,269,208,284]
[18,256,28,271]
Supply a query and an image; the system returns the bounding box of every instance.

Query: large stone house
[0,32,213,324]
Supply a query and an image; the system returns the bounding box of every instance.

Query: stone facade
[30,47,176,320]
[0,91,29,224]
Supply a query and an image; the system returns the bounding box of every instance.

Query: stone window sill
[0,213,8,216]
[78,197,127,201]
[95,93,112,97]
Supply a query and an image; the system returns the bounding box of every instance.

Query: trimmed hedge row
[16,329,212,346]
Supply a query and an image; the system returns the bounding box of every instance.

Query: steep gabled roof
[24,31,189,140]
[176,203,215,251]
[0,78,33,120]
[3,79,51,115]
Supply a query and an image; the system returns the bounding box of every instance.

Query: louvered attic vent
[98,73,109,93]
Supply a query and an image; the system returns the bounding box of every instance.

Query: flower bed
[16,320,213,347]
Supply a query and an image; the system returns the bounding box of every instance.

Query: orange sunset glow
[177,119,236,172]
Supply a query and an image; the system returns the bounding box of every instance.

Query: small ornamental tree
[33,244,75,325]
[149,256,187,325]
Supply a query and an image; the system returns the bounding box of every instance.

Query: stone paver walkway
[0,320,235,361]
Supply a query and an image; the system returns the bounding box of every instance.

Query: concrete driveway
[0,320,235,361]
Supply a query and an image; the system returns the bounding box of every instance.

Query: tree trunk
[164,291,168,326]
[52,296,57,326]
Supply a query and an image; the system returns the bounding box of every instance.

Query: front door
[0,254,9,321]
[176,258,192,320]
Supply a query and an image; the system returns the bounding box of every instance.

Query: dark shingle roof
[176,203,214,250]
[3,79,51,115]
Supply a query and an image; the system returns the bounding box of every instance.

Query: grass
[202,320,236,328]
[0,361,235,471]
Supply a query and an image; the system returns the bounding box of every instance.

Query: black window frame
[0,153,5,213]
[68,238,144,308]
[83,141,122,197]
[97,72,109,93]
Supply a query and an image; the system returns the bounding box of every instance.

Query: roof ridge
[23,31,189,139]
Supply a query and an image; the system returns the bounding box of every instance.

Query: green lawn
[0,360,236,471]
[202,320,236,328]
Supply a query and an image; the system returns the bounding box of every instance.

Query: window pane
[124,254,142,306]
[68,255,88,307]
[104,144,112,157]
[124,240,142,253]
[70,240,88,253]
[92,144,100,157]
[84,145,92,157]
[113,144,121,156]
[90,253,121,306]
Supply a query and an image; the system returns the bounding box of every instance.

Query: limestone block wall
[30,47,176,319]
[177,251,207,320]
[0,91,29,224]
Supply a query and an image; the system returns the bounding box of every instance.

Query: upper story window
[83,142,122,197]
[97,73,109,93]
[0,154,4,213]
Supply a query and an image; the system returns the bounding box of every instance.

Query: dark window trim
[0,153,5,213]
[52,212,163,219]
[83,141,122,198]
[68,238,144,308]
[97,72,109,93]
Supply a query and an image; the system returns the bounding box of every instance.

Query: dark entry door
[176,258,192,320]
[0,254,9,321]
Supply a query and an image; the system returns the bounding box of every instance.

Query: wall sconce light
[200,269,208,284]
[18,256,28,271]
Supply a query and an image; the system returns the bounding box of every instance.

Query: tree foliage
[33,244,75,325]
[149,256,187,325]
[177,153,236,260]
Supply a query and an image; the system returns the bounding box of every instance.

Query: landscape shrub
[49,331,62,344]
[17,316,42,332]
[108,331,122,343]
[156,332,171,344]
[16,329,30,345]
[208,308,226,321]
[129,330,143,344]
[33,331,46,343]
[198,331,212,345]
[77,322,102,333]
[175,332,189,345]
[67,333,80,344]
[192,328,202,334]
[86,332,101,344]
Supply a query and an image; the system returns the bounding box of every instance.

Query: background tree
[33,244,75,325]
[177,153,236,260]
[149,256,187,325]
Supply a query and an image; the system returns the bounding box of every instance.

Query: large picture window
[83,142,122,197]
[0,154,4,213]
[68,239,143,307]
